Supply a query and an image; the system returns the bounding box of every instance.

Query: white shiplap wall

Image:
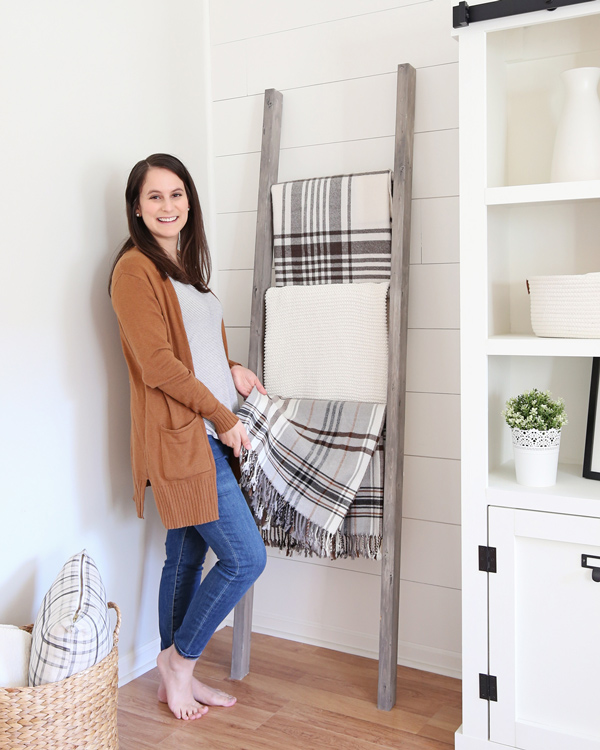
[209,0,461,677]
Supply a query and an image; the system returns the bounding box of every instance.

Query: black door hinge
[479,545,497,573]
[479,673,498,702]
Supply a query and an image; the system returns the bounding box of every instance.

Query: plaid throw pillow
[28,550,112,686]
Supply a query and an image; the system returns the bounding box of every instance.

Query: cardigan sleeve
[112,271,239,435]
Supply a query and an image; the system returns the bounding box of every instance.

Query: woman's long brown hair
[108,153,211,295]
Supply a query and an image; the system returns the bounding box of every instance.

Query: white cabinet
[456,4,600,749]
[489,507,600,750]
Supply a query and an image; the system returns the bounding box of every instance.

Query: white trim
[118,638,160,688]
[516,720,600,750]
[118,620,231,687]
[201,0,220,292]
[396,640,461,680]
[485,180,600,205]
[455,727,512,750]
[486,335,600,358]
[117,614,461,687]
[225,612,461,679]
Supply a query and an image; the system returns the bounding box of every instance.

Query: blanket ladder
[230,63,416,711]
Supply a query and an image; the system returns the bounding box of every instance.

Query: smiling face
[137,167,189,257]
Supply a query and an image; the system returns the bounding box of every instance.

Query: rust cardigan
[111,249,240,529]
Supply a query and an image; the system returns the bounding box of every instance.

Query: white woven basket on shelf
[528,272,600,338]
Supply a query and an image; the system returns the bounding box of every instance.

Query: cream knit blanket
[264,282,389,403]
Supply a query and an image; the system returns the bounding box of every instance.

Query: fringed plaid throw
[271,171,392,287]
[238,388,385,559]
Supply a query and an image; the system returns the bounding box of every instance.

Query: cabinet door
[488,506,600,750]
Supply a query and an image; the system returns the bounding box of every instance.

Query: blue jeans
[158,436,267,659]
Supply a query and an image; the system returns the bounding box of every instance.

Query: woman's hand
[231,365,267,399]
[218,421,252,458]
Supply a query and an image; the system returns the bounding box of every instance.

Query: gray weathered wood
[248,89,283,382]
[231,70,416,705]
[231,88,283,681]
[378,63,416,711]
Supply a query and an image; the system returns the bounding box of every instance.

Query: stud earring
[136,213,141,218]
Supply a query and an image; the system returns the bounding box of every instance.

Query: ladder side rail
[377,63,416,711]
[231,88,283,681]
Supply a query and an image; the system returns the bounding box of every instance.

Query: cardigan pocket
[159,415,211,481]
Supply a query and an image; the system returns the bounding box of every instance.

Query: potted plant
[502,388,568,487]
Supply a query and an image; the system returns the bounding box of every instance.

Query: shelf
[486,181,600,206]
[488,462,600,516]
[487,336,600,358]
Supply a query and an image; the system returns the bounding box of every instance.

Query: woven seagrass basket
[528,272,600,338]
[0,601,121,750]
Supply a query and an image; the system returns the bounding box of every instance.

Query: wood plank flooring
[117,627,461,750]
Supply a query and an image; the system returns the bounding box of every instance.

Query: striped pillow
[28,550,112,686]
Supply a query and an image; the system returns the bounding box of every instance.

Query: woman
[109,153,267,721]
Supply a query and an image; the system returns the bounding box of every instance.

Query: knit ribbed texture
[264,282,389,403]
[206,402,240,436]
[153,475,220,529]
[111,250,240,528]
[529,272,600,338]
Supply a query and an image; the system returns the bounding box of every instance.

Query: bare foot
[158,675,236,707]
[193,679,237,707]
[156,646,206,720]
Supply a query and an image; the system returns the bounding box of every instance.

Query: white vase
[551,67,600,183]
[511,428,561,487]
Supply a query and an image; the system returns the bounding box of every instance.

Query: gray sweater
[170,279,239,439]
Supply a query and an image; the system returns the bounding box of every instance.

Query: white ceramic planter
[512,428,561,487]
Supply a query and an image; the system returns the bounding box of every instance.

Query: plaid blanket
[238,388,385,559]
[271,171,392,286]
[339,435,384,556]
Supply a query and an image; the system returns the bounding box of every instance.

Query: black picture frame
[583,357,600,481]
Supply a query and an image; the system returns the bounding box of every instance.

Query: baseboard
[234,611,462,680]
[396,640,461,679]
[117,622,231,687]
[120,615,462,685]
[118,637,160,687]
[455,727,508,749]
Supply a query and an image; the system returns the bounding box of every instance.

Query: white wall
[0,0,462,687]
[209,0,462,677]
[0,1,213,683]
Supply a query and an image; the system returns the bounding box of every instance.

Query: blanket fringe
[239,451,381,560]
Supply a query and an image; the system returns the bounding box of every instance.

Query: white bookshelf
[485,180,600,205]
[487,335,600,357]
[489,461,600,511]
[456,3,600,749]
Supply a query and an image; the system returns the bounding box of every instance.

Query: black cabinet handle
[581,554,600,582]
